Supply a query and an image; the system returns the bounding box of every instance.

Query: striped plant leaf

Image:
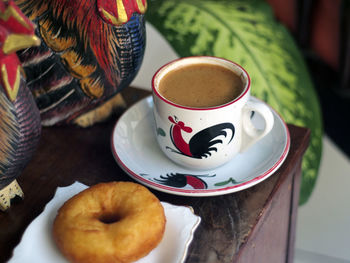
[146,0,323,204]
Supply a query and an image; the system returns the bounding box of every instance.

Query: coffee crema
[158,63,244,108]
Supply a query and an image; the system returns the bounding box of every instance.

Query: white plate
[9,182,201,263]
[111,96,290,196]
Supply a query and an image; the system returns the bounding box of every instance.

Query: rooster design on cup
[166,116,235,158]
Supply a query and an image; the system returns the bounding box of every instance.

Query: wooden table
[0,88,310,263]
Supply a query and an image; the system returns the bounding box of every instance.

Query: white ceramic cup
[152,56,274,170]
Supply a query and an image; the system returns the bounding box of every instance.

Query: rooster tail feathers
[189,122,235,159]
[222,123,235,143]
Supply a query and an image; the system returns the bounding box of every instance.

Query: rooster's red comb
[0,0,36,35]
[97,0,147,26]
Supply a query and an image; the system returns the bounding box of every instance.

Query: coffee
[158,63,244,108]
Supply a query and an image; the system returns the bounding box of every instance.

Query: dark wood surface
[0,87,310,263]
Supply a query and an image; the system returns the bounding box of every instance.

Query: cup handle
[240,99,274,152]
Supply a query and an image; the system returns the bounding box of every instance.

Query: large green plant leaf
[146,0,323,204]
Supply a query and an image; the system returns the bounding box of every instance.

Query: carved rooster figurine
[0,0,41,211]
[14,0,147,127]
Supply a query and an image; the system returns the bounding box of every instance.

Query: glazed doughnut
[53,182,166,263]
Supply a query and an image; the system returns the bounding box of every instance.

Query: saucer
[9,182,201,263]
[111,96,290,196]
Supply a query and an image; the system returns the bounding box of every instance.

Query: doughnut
[52,182,166,263]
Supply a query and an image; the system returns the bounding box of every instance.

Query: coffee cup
[152,56,274,170]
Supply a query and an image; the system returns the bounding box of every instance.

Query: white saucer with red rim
[111,95,290,196]
[9,182,201,263]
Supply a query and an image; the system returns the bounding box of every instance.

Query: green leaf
[146,0,323,205]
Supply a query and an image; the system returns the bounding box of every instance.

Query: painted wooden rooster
[14,0,147,127]
[0,0,41,211]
